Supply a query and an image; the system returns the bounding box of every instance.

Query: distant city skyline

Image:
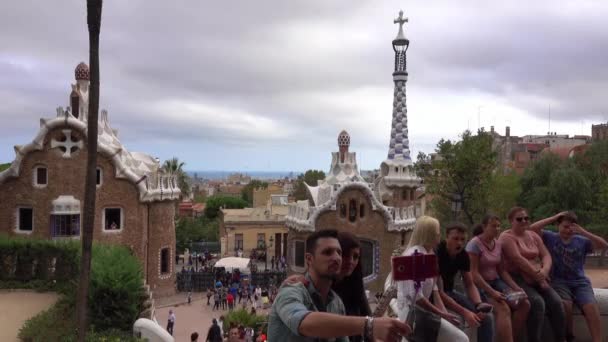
[2,1,607,171]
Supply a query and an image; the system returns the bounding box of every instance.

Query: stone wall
[147,201,177,297]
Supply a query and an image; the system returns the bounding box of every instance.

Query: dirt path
[0,291,58,342]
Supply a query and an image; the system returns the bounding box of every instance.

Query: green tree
[175,216,219,252]
[162,157,191,197]
[204,195,248,220]
[77,1,102,340]
[425,129,497,225]
[0,163,9,172]
[241,180,268,206]
[293,170,326,200]
[574,140,608,189]
[414,152,432,178]
[519,153,564,220]
[487,172,521,220]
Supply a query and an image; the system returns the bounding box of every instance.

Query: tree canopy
[162,157,191,197]
[204,195,248,219]
[422,129,497,225]
[241,180,269,206]
[293,170,326,200]
[175,216,219,252]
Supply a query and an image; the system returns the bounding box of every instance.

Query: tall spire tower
[375,10,422,207]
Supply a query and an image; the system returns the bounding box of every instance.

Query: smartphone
[392,252,438,282]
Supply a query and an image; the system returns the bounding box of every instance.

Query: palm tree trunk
[76,1,102,341]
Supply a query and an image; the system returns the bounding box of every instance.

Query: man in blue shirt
[268,229,410,342]
[531,211,608,342]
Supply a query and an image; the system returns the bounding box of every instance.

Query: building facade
[219,204,289,266]
[285,12,423,292]
[592,122,608,141]
[0,63,180,297]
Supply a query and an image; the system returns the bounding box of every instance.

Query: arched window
[359,203,365,218]
[348,199,357,222]
[359,239,379,280]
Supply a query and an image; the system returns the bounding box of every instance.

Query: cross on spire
[394,10,408,39]
[394,10,408,28]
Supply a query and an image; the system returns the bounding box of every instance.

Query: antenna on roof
[548,104,551,134]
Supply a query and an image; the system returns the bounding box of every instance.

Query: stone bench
[382,279,608,341]
[463,288,608,342]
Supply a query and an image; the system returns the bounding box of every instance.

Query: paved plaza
[0,291,58,342]
[156,292,271,342]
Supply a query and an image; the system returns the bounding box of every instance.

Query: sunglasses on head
[515,216,530,222]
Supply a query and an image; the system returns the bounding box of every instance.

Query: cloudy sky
[1,1,607,172]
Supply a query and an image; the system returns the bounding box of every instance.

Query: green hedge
[1,235,146,340]
[0,235,79,287]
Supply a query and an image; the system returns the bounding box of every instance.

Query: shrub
[18,297,75,341]
[88,244,145,332]
[223,309,267,332]
[4,236,147,339]
[19,297,143,342]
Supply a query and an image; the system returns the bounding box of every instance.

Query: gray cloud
[2,1,608,170]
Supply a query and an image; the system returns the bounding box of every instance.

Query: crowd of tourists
[208,282,278,312]
[266,207,607,342]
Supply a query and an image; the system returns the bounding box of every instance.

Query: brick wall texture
[0,126,176,297]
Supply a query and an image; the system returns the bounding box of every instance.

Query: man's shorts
[552,279,596,307]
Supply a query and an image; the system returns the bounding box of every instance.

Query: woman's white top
[396,245,438,321]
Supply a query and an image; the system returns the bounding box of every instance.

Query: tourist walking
[227,292,235,311]
[213,291,220,311]
[205,318,223,342]
[166,309,176,336]
[191,331,199,342]
[221,287,228,310]
[207,288,213,305]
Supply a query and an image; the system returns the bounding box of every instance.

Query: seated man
[268,229,410,342]
[436,223,494,342]
[531,211,608,342]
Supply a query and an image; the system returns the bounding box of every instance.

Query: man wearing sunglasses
[499,206,566,342]
[531,211,607,342]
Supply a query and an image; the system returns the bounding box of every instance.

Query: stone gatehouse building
[0,63,180,297]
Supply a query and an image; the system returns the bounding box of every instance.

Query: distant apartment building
[217,184,244,198]
[219,203,289,261]
[252,183,285,207]
[592,122,608,141]
[227,173,251,185]
[522,133,589,148]
[489,126,589,174]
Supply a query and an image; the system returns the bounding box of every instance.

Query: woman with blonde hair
[396,216,469,342]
